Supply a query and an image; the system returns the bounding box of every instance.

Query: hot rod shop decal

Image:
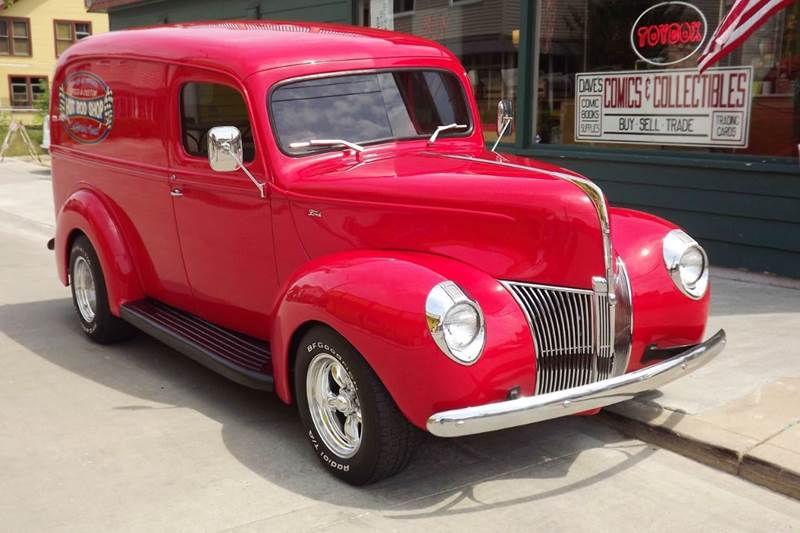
[58,72,114,144]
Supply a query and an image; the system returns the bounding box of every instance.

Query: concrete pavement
[1,158,799,531]
[604,268,800,499]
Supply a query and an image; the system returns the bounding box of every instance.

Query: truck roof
[58,20,455,78]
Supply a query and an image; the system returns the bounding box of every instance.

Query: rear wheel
[69,235,136,344]
[295,326,416,485]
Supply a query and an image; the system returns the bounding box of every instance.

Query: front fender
[610,208,710,371]
[56,188,144,315]
[270,250,535,430]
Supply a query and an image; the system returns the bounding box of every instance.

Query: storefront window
[362,0,520,144]
[537,0,800,158]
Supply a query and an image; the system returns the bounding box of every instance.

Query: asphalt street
[1,160,798,532]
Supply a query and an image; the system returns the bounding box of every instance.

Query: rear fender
[270,250,535,430]
[56,188,143,315]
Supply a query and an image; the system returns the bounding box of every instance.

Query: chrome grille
[503,279,616,394]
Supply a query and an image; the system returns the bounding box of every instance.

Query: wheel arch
[286,319,329,402]
[56,188,144,315]
[270,250,535,430]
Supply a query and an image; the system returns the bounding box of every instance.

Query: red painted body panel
[50,22,712,431]
[54,187,145,313]
[269,251,536,427]
[610,208,710,371]
[166,66,278,338]
[283,149,604,288]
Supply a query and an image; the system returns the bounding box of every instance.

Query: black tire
[69,235,136,344]
[295,326,417,485]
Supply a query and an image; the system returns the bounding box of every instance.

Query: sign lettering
[575,67,752,147]
[631,2,708,66]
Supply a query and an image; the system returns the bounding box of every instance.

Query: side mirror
[208,126,243,172]
[207,125,266,198]
[496,99,514,135]
[493,99,514,152]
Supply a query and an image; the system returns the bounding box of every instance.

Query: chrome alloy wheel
[73,256,97,323]
[306,353,363,459]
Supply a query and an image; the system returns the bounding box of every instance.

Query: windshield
[270,70,472,155]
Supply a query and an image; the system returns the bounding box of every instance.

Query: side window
[180,82,255,162]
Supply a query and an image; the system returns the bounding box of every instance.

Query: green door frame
[514,0,536,149]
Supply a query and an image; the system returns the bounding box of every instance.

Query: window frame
[178,80,257,164]
[8,75,48,109]
[0,17,32,57]
[393,0,415,18]
[449,0,482,7]
[267,67,475,158]
[53,19,92,57]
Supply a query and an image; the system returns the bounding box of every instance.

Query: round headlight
[426,281,485,365]
[663,230,709,300]
[443,303,481,349]
[679,246,705,286]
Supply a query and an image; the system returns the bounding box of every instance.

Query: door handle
[170,188,183,198]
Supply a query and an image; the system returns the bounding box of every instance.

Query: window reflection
[361,0,520,144]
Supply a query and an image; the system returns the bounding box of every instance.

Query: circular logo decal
[58,71,114,144]
[630,2,708,66]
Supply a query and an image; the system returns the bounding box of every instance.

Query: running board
[120,299,273,391]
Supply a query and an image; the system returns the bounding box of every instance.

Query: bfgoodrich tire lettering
[69,235,135,344]
[295,326,416,485]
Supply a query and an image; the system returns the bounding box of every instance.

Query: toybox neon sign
[631,2,708,66]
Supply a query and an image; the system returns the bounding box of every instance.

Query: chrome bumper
[427,329,726,438]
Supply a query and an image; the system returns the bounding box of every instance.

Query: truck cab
[51,21,725,485]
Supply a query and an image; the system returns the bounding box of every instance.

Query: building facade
[90,0,800,278]
[1,0,109,122]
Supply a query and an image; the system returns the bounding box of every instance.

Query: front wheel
[295,326,416,485]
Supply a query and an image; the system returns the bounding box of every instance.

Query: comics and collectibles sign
[575,67,752,147]
[59,71,114,144]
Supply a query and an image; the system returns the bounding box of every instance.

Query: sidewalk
[2,157,799,500]
[603,270,800,499]
[0,157,54,234]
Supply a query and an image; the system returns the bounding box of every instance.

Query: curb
[600,402,800,501]
[712,267,800,291]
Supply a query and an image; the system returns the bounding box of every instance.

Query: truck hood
[284,149,608,289]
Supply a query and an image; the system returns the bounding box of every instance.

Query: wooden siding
[108,0,354,30]
[526,148,800,278]
[0,0,109,119]
[393,0,519,43]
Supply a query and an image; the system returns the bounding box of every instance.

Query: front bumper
[427,329,726,437]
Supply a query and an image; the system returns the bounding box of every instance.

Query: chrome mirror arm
[224,143,266,199]
[491,117,512,153]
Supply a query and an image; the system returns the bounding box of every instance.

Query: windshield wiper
[289,139,366,154]
[428,123,468,145]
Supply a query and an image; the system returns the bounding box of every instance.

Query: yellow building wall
[1,0,109,123]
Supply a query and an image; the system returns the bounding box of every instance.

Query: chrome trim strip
[500,280,594,295]
[614,257,633,376]
[662,229,709,300]
[427,330,727,437]
[426,153,616,298]
[503,280,616,395]
[425,280,486,365]
[500,281,541,390]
